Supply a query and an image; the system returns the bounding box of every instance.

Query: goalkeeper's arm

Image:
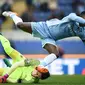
[6,59,25,75]
[1,60,26,83]
[5,58,39,75]
[6,53,56,76]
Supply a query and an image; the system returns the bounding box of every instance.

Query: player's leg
[40,44,64,66]
[40,38,64,66]
[2,11,32,33]
[0,68,5,76]
[0,35,25,63]
[42,38,64,57]
[44,44,64,57]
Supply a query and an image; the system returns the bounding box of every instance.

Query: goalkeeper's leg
[0,35,25,63]
[0,68,5,76]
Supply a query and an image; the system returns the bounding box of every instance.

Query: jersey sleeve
[7,68,22,83]
[67,13,85,24]
[24,59,40,67]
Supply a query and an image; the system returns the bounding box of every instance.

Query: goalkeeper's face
[32,66,50,80]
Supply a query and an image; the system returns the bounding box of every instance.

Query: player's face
[32,69,41,78]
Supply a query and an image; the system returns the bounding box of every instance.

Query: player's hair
[40,71,50,80]
[80,11,85,16]
[36,66,50,80]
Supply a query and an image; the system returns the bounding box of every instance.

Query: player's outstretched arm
[6,60,25,75]
[6,53,57,76]
[0,60,25,83]
[5,59,40,75]
[2,11,32,33]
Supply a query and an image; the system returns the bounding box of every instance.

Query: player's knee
[52,47,64,58]
[56,47,64,58]
[44,44,64,58]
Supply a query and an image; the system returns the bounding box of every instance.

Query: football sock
[40,53,57,67]
[10,15,23,25]
[3,58,12,67]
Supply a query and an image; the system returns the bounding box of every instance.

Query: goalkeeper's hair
[40,71,50,80]
[36,66,50,80]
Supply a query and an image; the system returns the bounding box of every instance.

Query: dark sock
[3,58,12,67]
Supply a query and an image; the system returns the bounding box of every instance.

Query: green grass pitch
[0,75,85,85]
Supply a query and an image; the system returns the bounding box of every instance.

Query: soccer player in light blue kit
[2,11,85,62]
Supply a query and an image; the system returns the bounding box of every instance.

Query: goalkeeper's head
[32,66,50,80]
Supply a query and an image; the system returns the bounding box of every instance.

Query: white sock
[10,15,23,25]
[40,53,57,67]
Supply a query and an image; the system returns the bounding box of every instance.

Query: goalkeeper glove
[0,74,9,83]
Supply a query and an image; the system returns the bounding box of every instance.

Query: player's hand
[0,76,3,83]
[0,76,6,83]
[0,74,9,83]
